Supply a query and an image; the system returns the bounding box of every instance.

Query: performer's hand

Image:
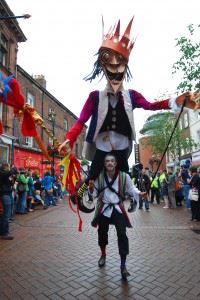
[139,192,147,198]
[176,91,200,110]
[58,139,71,156]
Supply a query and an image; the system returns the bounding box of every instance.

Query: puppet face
[99,49,127,93]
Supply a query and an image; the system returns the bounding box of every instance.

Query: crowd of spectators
[0,163,64,240]
[129,164,200,221]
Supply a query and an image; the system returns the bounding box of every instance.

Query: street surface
[0,198,200,300]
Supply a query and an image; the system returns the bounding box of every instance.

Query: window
[25,137,33,147]
[27,92,35,106]
[0,33,8,66]
[0,103,2,119]
[183,113,189,128]
[197,130,200,143]
[179,120,182,130]
[64,119,68,131]
[48,136,53,145]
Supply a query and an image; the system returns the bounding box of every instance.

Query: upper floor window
[179,119,182,130]
[183,113,189,128]
[0,33,8,66]
[27,92,35,107]
[64,119,68,131]
[25,137,33,147]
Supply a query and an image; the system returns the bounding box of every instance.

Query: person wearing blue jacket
[42,171,56,208]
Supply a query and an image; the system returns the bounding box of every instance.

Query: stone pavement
[0,198,200,300]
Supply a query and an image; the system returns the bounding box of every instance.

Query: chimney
[34,74,46,89]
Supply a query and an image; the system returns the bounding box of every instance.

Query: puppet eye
[100,51,111,63]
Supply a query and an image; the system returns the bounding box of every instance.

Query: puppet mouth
[106,69,125,81]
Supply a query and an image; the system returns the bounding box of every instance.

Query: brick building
[139,136,166,172]
[0,0,86,176]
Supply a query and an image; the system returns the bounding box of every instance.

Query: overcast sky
[5,0,200,164]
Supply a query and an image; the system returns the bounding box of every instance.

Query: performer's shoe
[77,182,88,198]
[98,255,106,268]
[121,267,130,280]
[128,199,137,213]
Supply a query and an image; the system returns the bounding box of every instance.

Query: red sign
[24,157,40,168]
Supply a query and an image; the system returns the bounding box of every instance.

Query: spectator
[27,170,35,212]
[175,170,183,207]
[162,170,169,208]
[188,166,200,221]
[0,163,18,240]
[150,172,160,205]
[168,171,176,208]
[16,168,29,214]
[42,171,56,209]
[181,162,191,209]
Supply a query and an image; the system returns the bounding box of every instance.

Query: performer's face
[99,49,127,93]
[104,155,117,172]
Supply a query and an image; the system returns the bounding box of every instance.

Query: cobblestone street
[0,198,200,300]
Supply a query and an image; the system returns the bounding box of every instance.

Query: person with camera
[0,163,18,240]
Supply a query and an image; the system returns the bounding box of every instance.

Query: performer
[89,153,146,280]
[58,18,200,196]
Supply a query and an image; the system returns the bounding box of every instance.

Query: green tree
[140,112,197,161]
[172,24,200,93]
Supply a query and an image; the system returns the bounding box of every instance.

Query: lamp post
[48,110,56,177]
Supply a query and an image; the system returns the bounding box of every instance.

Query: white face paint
[99,49,127,93]
[104,155,117,172]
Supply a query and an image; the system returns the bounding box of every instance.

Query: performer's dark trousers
[88,148,129,182]
[98,208,129,256]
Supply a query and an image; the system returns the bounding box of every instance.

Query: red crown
[100,17,135,61]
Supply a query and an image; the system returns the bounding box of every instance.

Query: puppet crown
[100,17,135,61]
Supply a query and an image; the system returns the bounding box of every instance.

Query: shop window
[0,33,8,67]
[27,92,35,106]
[25,137,33,147]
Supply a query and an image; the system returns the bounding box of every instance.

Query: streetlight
[0,14,31,20]
[48,110,56,177]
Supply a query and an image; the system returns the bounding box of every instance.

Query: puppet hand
[176,92,200,110]
[139,192,147,198]
[58,139,71,156]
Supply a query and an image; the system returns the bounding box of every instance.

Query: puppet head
[84,17,135,93]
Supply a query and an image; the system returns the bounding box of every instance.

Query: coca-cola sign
[24,158,39,168]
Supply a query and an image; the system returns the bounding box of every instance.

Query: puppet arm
[130,90,200,112]
[58,91,97,155]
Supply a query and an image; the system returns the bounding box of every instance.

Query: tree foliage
[140,112,197,161]
[172,24,200,93]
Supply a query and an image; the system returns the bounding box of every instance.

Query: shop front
[14,148,61,177]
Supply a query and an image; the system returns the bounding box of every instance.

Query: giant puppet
[58,17,200,196]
